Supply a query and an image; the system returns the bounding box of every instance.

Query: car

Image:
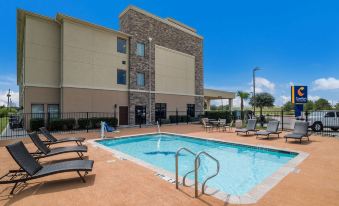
[308,111,339,132]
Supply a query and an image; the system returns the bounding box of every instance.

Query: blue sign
[291,86,308,104]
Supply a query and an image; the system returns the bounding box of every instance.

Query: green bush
[48,118,76,131]
[78,118,91,129]
[0,108,17,118]
[30,118,44,131]
[203,111,232,122]
[91,117,118,128]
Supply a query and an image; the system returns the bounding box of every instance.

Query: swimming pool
[94,133,306,203]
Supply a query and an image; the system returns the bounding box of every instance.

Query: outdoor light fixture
[252,67,262,115]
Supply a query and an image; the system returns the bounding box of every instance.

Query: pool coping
[88,132,309,205]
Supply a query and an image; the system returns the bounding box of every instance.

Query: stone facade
[120,8,204,124]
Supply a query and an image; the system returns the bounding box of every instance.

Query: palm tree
[237,91,250,119]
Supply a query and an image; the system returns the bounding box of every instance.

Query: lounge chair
[0,141,93,194]
[39,127,85,146]
[28,132,87,159]
[256,121,281,139]
[235,119,257,135]
[285,121,310,143]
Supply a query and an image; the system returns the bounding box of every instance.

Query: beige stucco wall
[62,87,128,113]
[155,45,195,95]
[61,20,128,91]
[24,16,61,87]
[24,87,60,113]
[155,93,195,112]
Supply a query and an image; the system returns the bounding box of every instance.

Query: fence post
[187,109,189,124]
[176,109,178,125]
[281,110,284,131]
[86,112,89,133]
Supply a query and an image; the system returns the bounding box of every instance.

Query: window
[137,73,145,87]
[31,104,44,119]
[136,43,145,56]
[325,112,335,117]
[337,112,339,117]
[187,104,195,117]
[48,104,59,119]
[117,38,127,54]
[117,69,126,85]
[155,103,167,120]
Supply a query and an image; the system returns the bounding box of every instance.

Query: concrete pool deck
[0,124,338,206]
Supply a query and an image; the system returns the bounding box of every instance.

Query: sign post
[291,86,308,117]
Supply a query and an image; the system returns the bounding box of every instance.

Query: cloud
[0,90,19,107]
[281,95,290,104]
[308,95,320,101]
[313,77,339,90]
[250,77,275,93]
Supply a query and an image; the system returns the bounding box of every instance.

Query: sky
[0,0,339,107]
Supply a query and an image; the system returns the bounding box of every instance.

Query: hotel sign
[291,86,308,104]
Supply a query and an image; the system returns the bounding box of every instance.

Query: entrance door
[119,106,128,125]
[135,105,146,125]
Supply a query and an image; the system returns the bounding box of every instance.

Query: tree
[304,100,314,111]
[335,103,339,110]
[249,92,275,115]
[237,91,250,118]
[314,98,332,110]
[282,101,293,111]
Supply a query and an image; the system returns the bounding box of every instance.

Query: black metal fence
[0,112,119,140]
[1,110,338,139]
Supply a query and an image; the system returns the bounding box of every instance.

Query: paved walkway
[0,125,338,206]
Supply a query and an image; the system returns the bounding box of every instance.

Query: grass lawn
[0,117,8,134]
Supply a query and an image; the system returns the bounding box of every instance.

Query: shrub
[30,118,44,131]
[78,118,91,129]
[91,117,118,128]
[203,111,232,122]
[48,118,76,131]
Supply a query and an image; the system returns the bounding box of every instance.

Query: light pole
[6,89,11,110]
[252,67,261,115]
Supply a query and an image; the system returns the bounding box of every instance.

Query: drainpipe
[148,37,153,124]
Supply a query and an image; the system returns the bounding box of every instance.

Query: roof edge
[119,5,203,39]
[56,13,131,37]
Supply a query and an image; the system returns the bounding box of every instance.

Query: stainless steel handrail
[182,157,200,186]
[175,147,196,189]
[194,151,220,197]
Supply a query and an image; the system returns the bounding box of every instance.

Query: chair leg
[10,182,18,195]
[77,171,86,183]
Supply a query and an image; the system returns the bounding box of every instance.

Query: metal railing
[175,147,220,198]
[194,151,220,197]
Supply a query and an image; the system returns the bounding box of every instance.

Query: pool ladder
[175,147,220,198]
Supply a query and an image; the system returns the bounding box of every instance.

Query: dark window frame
[155,103,167,120]
[117,37,127,54]
[136,43,145,57]
[187,104,195,117]
[117,69,127,85]
[136,72,145,87]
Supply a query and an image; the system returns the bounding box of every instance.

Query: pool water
[96,134,297,195]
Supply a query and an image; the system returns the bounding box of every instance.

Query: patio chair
[256,121,281,139]
[39,127,85,146]
[0,141,93,195]
[28,132,87,159]
[222,120,234,132]
[235,119,257,136]
[285,121,310,143]
[202,118,213,132]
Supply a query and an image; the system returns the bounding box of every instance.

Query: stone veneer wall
[120,9,203,124]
